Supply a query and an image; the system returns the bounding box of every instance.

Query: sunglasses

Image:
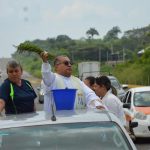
[57,61,73,66]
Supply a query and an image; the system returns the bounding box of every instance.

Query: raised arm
[40,51,56,87]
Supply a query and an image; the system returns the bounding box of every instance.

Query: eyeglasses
[57,61,73,66]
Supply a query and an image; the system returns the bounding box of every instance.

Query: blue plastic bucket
[52,89,77,110]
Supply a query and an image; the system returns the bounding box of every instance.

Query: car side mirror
[122,84,128,90]
[130,122,138,128]
[123,103,131,109]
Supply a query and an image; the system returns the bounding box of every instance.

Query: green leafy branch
[13,42,55,60]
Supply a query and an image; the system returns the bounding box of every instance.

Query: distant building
[137,49,145,57]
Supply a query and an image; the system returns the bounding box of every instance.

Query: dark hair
[6,60,22,72]
[111,85,117,96]
[95,76,111,91]
[95,75,117,95]
[85,76,95,86]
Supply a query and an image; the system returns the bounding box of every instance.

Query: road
[135,138,150,150]
[0,58,150,149]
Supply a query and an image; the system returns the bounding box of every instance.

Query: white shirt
[41,63,104,112]
[101,90,126,126]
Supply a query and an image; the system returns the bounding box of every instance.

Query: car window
[122,91,130,103]
[126,92,131,104]
[110,79,121,90]
[134,91,150,107]
[0,122,132,150]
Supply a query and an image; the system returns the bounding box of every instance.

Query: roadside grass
[128,84,146,89]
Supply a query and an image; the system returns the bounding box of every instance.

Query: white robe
[101,90,126,126]
[41,63,104,112]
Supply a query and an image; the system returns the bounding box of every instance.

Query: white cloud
[42,1,120,22]
[59,1,120,20]
[1,0,150,57]
[0,1,14,18]
[59,1,88,19]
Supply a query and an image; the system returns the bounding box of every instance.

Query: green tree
[56,35,72,42]
[86,28,99,39]
[104,26,121,41]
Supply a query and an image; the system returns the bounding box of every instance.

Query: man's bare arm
[0,99,5,113]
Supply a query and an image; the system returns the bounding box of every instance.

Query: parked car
[0,69,2,85]
[0,110,137,150]
[37,80,44,104]
[123,86,150,138]
[0,70,2,78]
[107,75,127,101]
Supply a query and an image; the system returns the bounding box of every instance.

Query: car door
[123,91,134,123]
[122,91,130,103]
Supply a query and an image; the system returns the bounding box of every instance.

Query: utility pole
[107,51,109,64]
[123,48,125,62]
[117,52,119,61]
[71,50,74,62]
[98,48,101,63]
[111,44,114,61]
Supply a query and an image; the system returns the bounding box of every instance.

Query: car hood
[0,110,118,129]
[135,107,150,115]
[117,88,125,95]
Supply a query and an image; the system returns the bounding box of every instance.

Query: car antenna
[51,91,56,121]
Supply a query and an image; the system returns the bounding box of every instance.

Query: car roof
[0,110,137,150]
[0,110,120,129]
[129,86,150,93]
[107,75,117,79]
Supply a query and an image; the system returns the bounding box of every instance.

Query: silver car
[37,81,44,104]
[107,75,127,101]
[0,110,136,150]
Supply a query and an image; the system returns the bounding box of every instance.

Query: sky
[0,0,150,58]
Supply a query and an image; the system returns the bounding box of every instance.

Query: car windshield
[110,79,121,90]
[134,91,150,107]
[0,122,132,150]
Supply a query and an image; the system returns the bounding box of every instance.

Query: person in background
[40,51,106,112]
[94,76,126,126]
[84,76,95,91]
[0,60,37,115]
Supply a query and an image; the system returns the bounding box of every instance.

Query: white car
[123,86,150,138]
[0,110,136,150]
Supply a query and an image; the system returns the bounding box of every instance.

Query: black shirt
[0,79,37,114]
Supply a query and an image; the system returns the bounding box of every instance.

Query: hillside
[12,25,150,85]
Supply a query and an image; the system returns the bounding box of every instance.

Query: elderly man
[40,52,106,112]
